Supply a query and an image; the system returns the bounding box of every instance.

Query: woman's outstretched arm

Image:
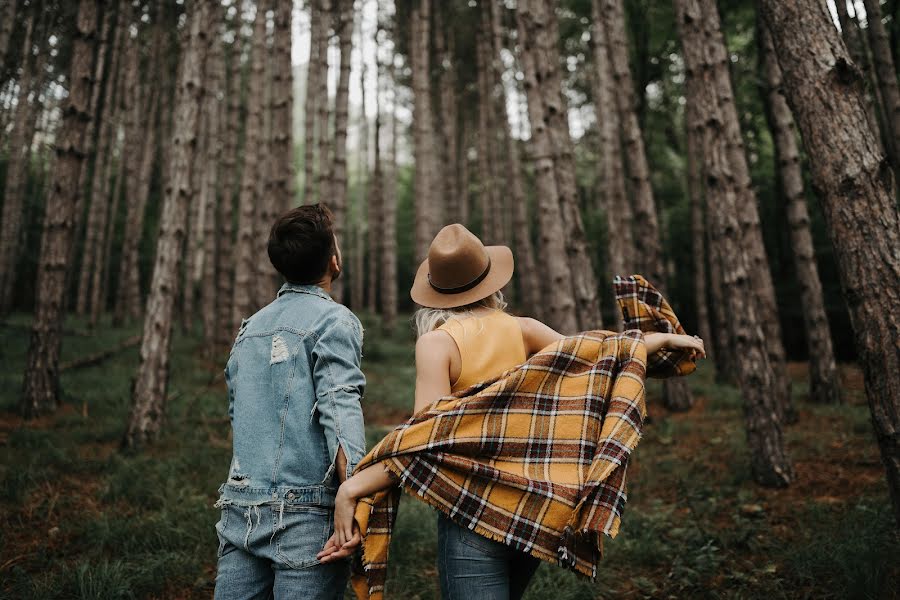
[318,332,454,563]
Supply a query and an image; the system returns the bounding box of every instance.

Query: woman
[318,224,705,599]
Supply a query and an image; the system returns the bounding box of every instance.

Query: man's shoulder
[270,292,363,338]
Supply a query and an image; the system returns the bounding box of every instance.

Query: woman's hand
[317,482,361,563]
[666,333,706,360]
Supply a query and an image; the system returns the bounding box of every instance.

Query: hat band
[427,258,492,295]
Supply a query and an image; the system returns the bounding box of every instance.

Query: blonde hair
[413,291,508,338]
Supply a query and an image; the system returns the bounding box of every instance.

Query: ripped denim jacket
[216,283,366,511]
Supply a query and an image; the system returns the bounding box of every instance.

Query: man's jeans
[437,513,541,600]
[214,503,348,600]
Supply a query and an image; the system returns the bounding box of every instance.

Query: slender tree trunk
[330,0,353,303]
[125,1,212,448]
[0,0,16,78]
[434,8,459,225]
[79,4,125,321]
[686,97,714,364]
[360,21,377,313]
[302,0,323,203]
[525,0,601,331]
[21,0,99,418]
[0,11,37,314]
[675,0,793,487]
[758,20,841,405]
[515,0,578,334]
[459,116,471,227]
[217,24,243,347]
[476,17,497,244]
[182,102,206,333]
[411,0,439,263]
[232,3,266,328]
[316,0,333,201]
[862,0,900,168]
[381,58,398,332]
[271,0,294,213]
[760,0,900,525]
[201,14,225,351]
[590,0,633,290]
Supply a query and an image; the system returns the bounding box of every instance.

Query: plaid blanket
[350,275,696,599]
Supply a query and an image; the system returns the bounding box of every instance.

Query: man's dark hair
[268,204,336,284]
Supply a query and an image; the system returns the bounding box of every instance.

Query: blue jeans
[214,503,348,600]
[437,513,541,600]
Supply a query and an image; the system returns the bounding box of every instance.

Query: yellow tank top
[438,311,528,393]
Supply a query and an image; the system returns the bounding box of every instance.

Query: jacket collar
[277,282,334,302]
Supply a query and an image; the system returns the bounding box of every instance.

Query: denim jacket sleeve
[311,316,367,481]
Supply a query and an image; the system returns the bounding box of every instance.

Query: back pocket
[273,506,332,569]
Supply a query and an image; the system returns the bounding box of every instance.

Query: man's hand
[317,481,361,563]
[666,333,706,360]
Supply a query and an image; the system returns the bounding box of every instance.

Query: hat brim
[410,246,515,309]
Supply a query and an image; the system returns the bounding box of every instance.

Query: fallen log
[60,335,142,371]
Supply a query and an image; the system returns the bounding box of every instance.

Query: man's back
[219,283,366,506]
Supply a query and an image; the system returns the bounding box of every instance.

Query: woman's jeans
[437,513,541,600]
[213,503,348,600]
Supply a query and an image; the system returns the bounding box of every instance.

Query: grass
[1,312,897,599]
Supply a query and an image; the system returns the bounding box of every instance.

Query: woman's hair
[413,291,508,338]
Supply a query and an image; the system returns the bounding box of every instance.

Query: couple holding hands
[213,204,705,600]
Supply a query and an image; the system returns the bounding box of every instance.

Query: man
[214,204,366,599]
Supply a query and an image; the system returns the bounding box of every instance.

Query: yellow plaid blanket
[351,275,696,599]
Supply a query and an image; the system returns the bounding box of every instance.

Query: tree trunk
[21,0,99,418]
[302,0,323,203]
[760,0,900,525]
[675,0,794,487]
[590,0,633,294]
[476,16,497,244]
[201,14,225,351]
[758,20,841,405]
[526,0,601,331]
[515,0,578,334]
[0,0,16,79]
[330,0,353,304]
[113,28,146,325]
[862,0,900,167]
[216,22,244,347]
[0,11,37,314]
[686,95,714,364]
[315,0,333,202]
[411,0,439,264]
[361,21,377,313]
[435,8,460,225]
[271,0,294,214]
[381,57,398,332]
[125,1,212,448]
[79,4,125,321]
[232,3,266,328]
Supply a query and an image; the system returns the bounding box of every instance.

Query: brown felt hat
[410,224,514,309]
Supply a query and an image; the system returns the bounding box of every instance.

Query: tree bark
[77,3,124,320]
[232,3,266,328]
[862,0,900,167]
[760,0,900,525]
[525,0,601,331]
[216,20,244,347]
[302,0,323,203]
[758,20,841,405]
[201,13,225,351]
[411,0,439,264]
[381,57,398,332]
[0,0,16,79]
[330,0,353,303]
[21,0,99,418]
[476,14,498,244]
[0,11,38,314]
[125,1,212,448]
[435,8,460,225]
[675,0,794,487]
[515,0,578,334]
[686,95,714,364]
[315,0,333,202]
[590,0,633,294]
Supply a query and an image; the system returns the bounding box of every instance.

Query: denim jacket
[216,283,366,509]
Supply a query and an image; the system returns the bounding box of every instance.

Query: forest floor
[0,313,897,600]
